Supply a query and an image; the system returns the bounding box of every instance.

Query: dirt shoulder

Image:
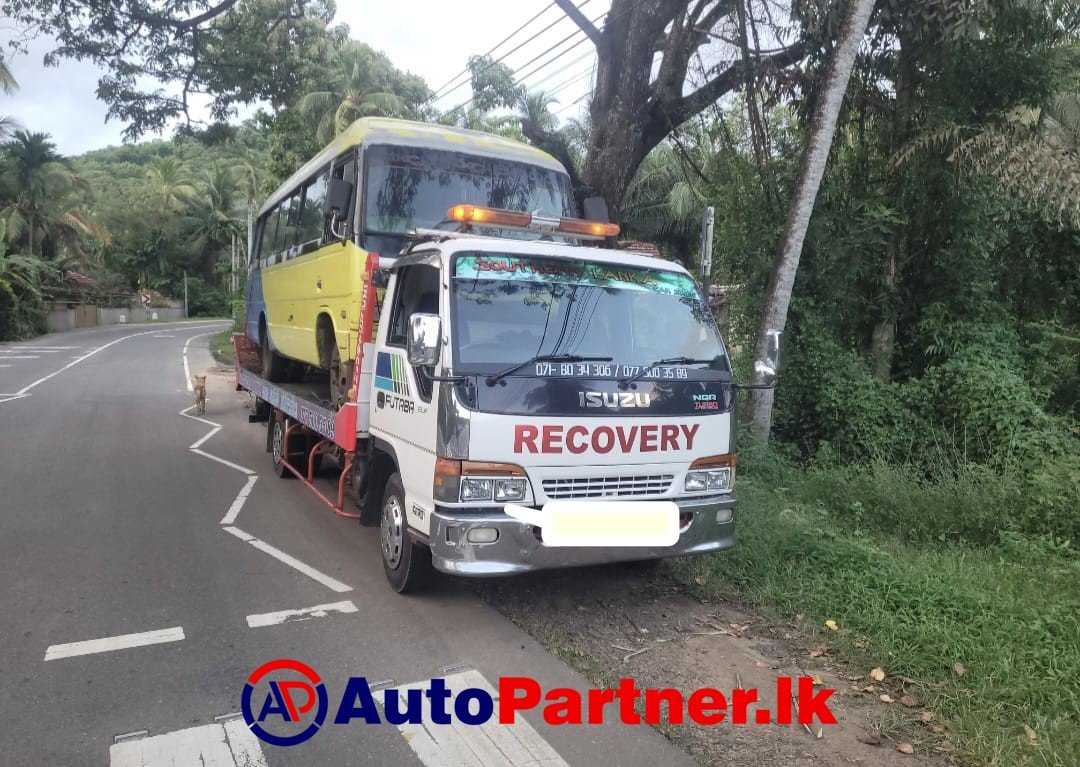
[478,564,951,767]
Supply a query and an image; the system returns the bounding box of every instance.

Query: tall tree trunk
[744,0,876,440]
[870,35,915,382]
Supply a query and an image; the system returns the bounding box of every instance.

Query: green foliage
[183,276,231,317]
[467,55,523,113]
[298,42,429,145]
[671,469,1080,767]
[2,0,345,139]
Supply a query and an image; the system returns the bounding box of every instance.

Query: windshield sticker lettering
[534,362,691,379]
[458,255,697,297]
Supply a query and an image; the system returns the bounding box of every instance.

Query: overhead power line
[448,5,609,113]
[429,0,597,107]
[428,1,558,102]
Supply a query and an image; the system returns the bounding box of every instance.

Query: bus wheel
[260,322,290,382]
[329,344,353,409]
[380,473,432,593]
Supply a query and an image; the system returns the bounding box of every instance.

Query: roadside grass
[209,328,236,365]
[670,456,1080,766]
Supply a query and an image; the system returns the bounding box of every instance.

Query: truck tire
[380,473,432,593]
[270,416,301,478]
[260,322,291,383]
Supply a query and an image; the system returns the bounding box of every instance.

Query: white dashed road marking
[183,330,219,391]
[220,475,258,525]
[396,670,570,767]
[246,600,358,628]
[7,345,80,350]
[44,627,185,661]
[177,337,355,596]
[109,719,266,767]
[222,526,353,593]
[7,322,227,401]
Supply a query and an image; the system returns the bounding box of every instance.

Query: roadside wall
[46,303,186,332]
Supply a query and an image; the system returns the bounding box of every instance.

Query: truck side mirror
[407,313,442,367]
[583,196,610,224]
[753,329,782,387]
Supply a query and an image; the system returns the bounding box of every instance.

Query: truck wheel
[270,416,300,479]
[260,323,290,382]
[380,473,432,593]
[329,344,353,409]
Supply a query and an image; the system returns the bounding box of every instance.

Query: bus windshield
[364,145,574,234]
[451,253,729,379]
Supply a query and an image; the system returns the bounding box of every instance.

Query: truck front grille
[542,474,674,500]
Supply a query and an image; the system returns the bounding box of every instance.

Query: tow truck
[234,204,780,593]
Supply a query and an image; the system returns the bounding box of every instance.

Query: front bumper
[428,494,736,577]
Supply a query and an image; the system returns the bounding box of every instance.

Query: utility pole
[184,271,189,319]
[699,207,715,290]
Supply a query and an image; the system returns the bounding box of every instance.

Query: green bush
[0,281,47,341]
[184,277,231,317]
[774,316,927,463]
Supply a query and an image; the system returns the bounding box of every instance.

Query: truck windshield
[451,253,729,379]
[364,145,574,234]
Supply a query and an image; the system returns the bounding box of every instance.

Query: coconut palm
[0,131,106,261]
[0,220,51,297]
[186,163,243,274]
[146,157,195,216]
[0,57,17,95]
[299,44,406,144]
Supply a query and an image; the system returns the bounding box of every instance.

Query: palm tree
[744,0,877,438]
[299,44,405,144]
[0,57,17,95]
[520,91,560,136]
[0,131,106,261]
[0,220,51,297]
[146,157,195,215]
[186,163,243,276]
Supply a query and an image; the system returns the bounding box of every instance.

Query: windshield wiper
[619,356,718,388]
[486,354,613,386]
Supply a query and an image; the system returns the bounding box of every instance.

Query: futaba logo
[578,392,652,409]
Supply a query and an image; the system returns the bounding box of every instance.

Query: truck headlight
[684,455,736,494]
[494,478,527,502]
[460,478,494,502]
[434,458,532,505]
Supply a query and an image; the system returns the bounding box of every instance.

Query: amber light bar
[446,204,620,239]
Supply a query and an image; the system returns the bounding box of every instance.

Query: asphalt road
[0,322,696,766]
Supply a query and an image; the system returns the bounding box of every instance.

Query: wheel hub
[381,496,404,569]
[272,421,283,464]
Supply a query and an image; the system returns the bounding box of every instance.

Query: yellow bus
[244,117,576,405]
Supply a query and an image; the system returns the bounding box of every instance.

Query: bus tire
[380,473,432,593]
[260,320,290,382]
[329,344,353,409]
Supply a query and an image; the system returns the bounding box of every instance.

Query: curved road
[0,322,693,766]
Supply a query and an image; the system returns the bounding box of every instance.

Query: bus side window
[279,195,300,257]
[261,206,280,263]
[299,169,328,251]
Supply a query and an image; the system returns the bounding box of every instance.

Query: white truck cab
[365,233,741,591]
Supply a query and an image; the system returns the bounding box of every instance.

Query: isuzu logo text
[514,424,700,454]
[578,392,652,409]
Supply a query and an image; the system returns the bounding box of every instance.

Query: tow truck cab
[367,234,740,581]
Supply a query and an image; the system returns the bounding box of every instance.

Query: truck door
[370,263,441,538]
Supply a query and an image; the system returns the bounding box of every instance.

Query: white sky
[0,0,611,155]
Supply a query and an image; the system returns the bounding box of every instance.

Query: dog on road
[192,375,207,415]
